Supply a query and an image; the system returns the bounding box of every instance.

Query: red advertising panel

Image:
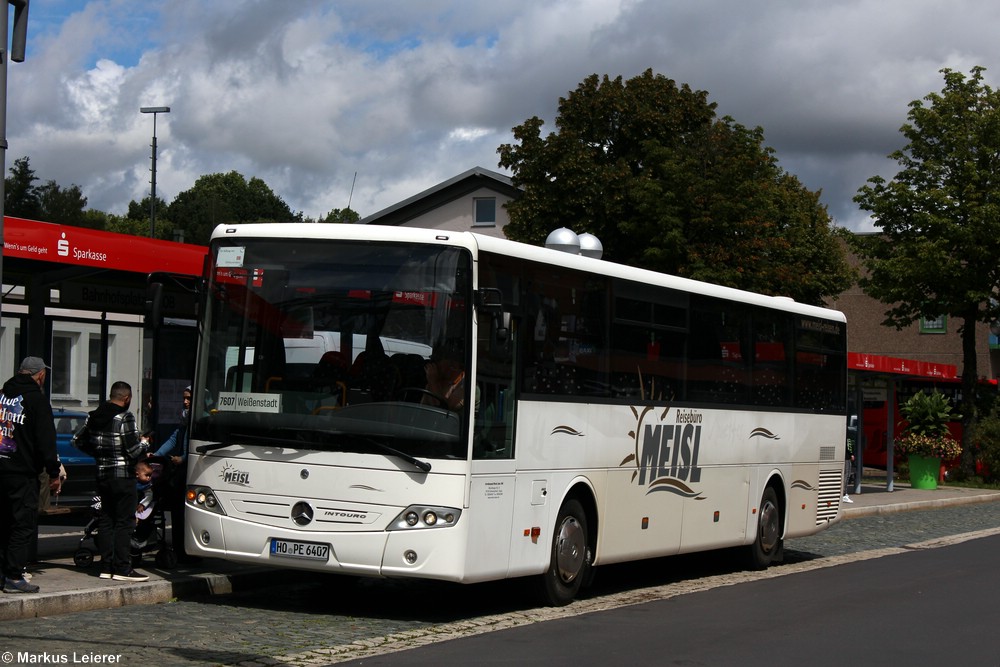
[3,216,206,276]
[848,352,957,379]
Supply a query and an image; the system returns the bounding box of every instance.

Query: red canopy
[848,352,957,380]
[3,216,206,276]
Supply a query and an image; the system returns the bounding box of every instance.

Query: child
[135,460,155,520]
[130,460,157,555]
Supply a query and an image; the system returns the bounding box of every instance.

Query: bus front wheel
[747,486,782,570]
[539,498,591,606]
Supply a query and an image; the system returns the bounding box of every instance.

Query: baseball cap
[18,356,51,374]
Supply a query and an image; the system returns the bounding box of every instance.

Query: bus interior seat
[315,351,350,379]
[350,350,399,402]
[391,353,428,389]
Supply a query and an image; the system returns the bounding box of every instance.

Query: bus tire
[539,498,591,606]
[747,486,782,570]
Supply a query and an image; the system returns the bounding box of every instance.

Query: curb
[0,566,314,621]
[842,491,1000,519]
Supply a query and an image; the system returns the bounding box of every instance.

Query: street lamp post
[1,1,30,332]
[140,106,170,238]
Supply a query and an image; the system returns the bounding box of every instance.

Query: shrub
[896,390,962,461]
[899,390,959,438]
[968,407,1000,483]
[895,432,962,459]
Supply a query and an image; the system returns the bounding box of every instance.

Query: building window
[88,334,102,397]
[51,334,73,396]
[474,198,496,226]
[920,316,947,334]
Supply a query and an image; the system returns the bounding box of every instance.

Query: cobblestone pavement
[3,501,1000,667]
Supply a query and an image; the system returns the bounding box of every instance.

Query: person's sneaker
[99,568,113,580]
[842,494,854,503]
[3,577,40,593]
[111,569,149,582]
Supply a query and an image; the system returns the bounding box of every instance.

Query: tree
[125,195,175,240]
[851,66,1000,473]
[4,156,43,220]
[166,171,300,245]
[37,180,90,227]
[105,213,152,238]
[497,69,851,305]
[322,207,360,224]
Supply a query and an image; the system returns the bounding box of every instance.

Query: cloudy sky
[7,0,1000,231]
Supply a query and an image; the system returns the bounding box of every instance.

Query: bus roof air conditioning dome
[545,228,581,255]
[577,233,603,259]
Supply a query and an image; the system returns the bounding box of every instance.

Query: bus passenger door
[473,312,516,460]
[466,292,518,580]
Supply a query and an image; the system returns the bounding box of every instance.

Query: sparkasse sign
[2,216,206,275]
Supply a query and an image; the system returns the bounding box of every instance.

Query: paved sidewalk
[3,483,999,621]
[840,481,1000,517]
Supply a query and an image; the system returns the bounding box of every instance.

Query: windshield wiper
[195,441,234,454]
[357,435,432,473]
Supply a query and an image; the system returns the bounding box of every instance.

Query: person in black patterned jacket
[85,381,150,581]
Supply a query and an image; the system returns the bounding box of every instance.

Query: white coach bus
[181,223,847,605]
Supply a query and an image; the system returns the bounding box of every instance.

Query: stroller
[72,456,179,570]
[72,495,102,568]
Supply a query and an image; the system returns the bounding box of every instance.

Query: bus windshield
[192,238,472,461]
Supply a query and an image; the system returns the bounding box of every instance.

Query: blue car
[52,408,96,506]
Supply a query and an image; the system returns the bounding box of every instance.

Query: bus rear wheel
[539,498,591,606]
[747,486,782,570]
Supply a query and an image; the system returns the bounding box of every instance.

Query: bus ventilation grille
[819,446,837,461]
[816,468,843,525]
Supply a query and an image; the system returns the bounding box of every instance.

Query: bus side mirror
[494,313,510,347]
[476,288,509,345]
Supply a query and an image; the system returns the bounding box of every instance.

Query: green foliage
[165,171,300,245]
[896,390,962,459]
[105,214,152,237]
[895,432,962,460]
[80,209,109,230]
[497,69,852,305]
[851,66,1000,333]
[6,156,319,244]
[37,180,89,227]
[5,156,92,227]
[323,207,360,223]
[4,156,42,219]
[968,405,1000,483]
[850,66,1000,473]
[900,390,960,437]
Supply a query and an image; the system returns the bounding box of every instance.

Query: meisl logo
[220,462,250,486]
[57,232,70,257]
[620,405,705,498]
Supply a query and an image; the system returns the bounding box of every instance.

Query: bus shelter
[1,215,207,439]
[848,352,959,493]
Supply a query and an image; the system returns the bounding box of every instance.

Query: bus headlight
[389,505,461,530]
[186,486,227,516]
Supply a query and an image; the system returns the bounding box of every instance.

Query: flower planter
[908,454,941,490]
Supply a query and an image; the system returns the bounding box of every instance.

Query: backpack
[71,417,96,457]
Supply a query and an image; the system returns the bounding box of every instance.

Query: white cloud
[8,0,1000,226]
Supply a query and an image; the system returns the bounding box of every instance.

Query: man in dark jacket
[86,380,150,581]
[0,356,62,594]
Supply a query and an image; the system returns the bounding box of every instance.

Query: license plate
[269,538,330,561]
